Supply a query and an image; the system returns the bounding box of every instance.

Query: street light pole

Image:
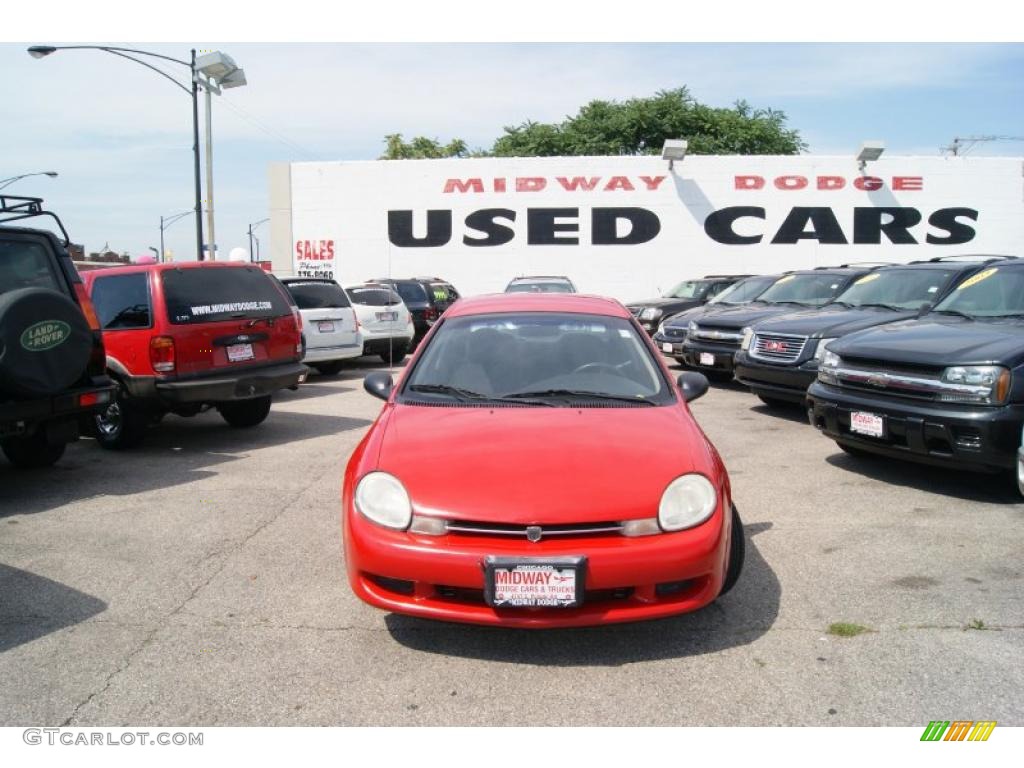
[190,49,205,261]
[0,171,58,190]
[204,82,216,260]
[248,218,270,263]
[160,209,193,263]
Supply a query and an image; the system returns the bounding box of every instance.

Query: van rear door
[160,265,299,376]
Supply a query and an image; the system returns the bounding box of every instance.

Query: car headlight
[740,326,754,351]
[641,307,662,321]
[939,365,1011,404]
[817,349,842,384]
[813,338,837,361]
[658,474,718,532]
[354,471,412,530]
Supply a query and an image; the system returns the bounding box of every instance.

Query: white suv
[280,278,362,375]
[345,283,415,364]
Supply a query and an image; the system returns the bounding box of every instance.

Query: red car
[343,293,744,628]
[82,262,307,448]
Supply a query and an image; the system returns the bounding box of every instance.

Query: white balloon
[228,247,249,262]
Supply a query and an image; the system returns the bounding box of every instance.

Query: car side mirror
[364,372,394,401]
[677,372,710,403]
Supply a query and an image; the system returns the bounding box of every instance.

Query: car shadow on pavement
[384,522,779,665]
[0,563,107,653]
[0,410,372,519]
[825,452,1023,505]
[748,402,810,424]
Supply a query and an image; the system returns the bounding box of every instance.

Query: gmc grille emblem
[766,340,785,352]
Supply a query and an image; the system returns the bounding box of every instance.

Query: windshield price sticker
[956,268,998,291]
[855,273,881,285]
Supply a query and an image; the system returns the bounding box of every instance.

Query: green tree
[491,88,805,156]
[380,133,471,159]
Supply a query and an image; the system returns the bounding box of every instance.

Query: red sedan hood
[376,404,711,525]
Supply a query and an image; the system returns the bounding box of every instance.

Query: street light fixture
[159,209,193,263]
[856,141,885,172]
[0,171,59,190]
[27,44,247,261]
[248,218,270,263]
[661,139,688,171]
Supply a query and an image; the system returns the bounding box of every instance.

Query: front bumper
[734,352,817,403]
[681,340,741,373]
[343,504,730,628]
[154,361,308,404]
[807,380,1024,473]
[652,331,687,357]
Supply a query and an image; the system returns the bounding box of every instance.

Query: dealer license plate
[662,342,674,353]
[376,311,398,322]
[699,352,715,366]
[317,320,335,333]
[484,556,585,609]
[226,342,254,362]
[850,411,885,438]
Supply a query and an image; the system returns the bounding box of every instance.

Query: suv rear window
[162,267,290,324]
[0,239,63,297]
[390,281,428,305]
[285,281,351,309]
[92,273,151,329]
[347,287,401,306]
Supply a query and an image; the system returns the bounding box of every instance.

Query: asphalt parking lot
[1,356,1022,726]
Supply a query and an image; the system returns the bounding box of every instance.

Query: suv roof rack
[815,262,893,270]
[912,253,1020,263]
[702,274,753,279]
[513,275,572,280]
[0,195,70,245]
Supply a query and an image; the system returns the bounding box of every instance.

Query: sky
[1,42,1022,260]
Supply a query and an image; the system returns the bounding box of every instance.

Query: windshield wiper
[931,309,975,320]
[408,384,553,406]
[769,300,813,307]
[857,302,903,311]
[502,389,656,406]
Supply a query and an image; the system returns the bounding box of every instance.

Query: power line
[217,94,322,160]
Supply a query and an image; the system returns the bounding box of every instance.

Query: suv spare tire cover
[0,287,93,397]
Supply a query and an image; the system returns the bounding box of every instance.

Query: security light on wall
[662,139,688,170]
[856,141,885,171]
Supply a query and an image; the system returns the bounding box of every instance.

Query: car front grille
[444,520,625,540]
[750,332,808,363]
[690,325,744,346]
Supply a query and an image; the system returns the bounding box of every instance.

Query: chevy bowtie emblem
[526,526,542,543]
[867,373,890,387]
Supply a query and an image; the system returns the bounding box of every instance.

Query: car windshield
[403,312,671,405]
[162,266,291,324]
[664,280,710,299]
[285,281,351,309]
[756,273,849,307]
[932,266,1024,318]
[506,281,573,293]
[0,239,62,296]
[709,276,775,305]
[347,287,401,306]
[832,268,957,310]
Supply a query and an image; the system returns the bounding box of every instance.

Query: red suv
[82,262,308,449]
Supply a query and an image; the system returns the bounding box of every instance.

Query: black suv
[371,277,460,345]
[735,257,1003,406]
[681,265,886,380]
[653,275,782,362]
[808,258,1024,485]
[0,196,114,467]
[626,275,751,335]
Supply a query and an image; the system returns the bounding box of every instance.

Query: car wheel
[1,431,67,468]
[757,394,789,408]
[380,345,408,365]
[313,361,345,376]
[94,385,148,450]
[718,504,745,597]
[217,395,272,428]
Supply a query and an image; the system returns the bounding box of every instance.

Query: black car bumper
[680,340,741,373]
[807,380,1024,473]
[0,378,115,440]
[154,362,308,405]
[734,352,817,403]
[651,330,687,357]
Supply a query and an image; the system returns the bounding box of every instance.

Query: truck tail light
[79,390,111,408]
[424,307,438,321]
[149,336,176,373]
[73,283,101,330]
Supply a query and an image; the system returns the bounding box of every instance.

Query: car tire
[93,384,148,450]
[313,361,345,376]
[1,431,67,468]
[217,395,272,428]
[718,504,745,597]
[380,345,408,365]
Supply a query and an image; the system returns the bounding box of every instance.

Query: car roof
[280,276,338,284]
[445,293,628,319]
[81,261,264,280]
[509,275,573,282]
